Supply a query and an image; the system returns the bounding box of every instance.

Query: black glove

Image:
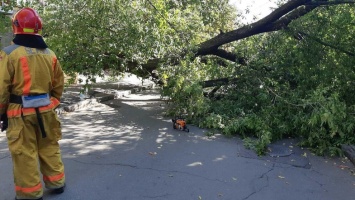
[1,113,8,132]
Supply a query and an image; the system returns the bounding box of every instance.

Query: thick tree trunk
[129,0,355,85]
[197,0,317,61]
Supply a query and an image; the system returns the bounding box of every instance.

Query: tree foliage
[162,1,355,156]
[25,0,236,79]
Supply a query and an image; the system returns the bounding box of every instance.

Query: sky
[229,0,278,23]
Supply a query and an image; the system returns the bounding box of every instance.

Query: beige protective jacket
[0,44,64,118]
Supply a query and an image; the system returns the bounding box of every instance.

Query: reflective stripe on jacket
[0,44,64,117]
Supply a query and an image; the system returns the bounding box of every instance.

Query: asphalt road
[1,90,355,200]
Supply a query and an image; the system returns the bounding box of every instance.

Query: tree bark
[196,0,318,61]
[130,0,355,84]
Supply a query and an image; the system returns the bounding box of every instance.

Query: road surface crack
[71,159,228,184]
[242,163,275,200]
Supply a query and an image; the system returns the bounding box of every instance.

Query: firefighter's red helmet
[12,7,43,36]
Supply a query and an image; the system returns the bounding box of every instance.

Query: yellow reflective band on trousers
[6,110,65,199]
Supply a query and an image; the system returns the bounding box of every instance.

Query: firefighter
[0,7,65,200]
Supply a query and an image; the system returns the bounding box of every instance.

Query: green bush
[162,5,355,156]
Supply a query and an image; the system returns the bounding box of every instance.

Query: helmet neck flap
[13,34,48,49]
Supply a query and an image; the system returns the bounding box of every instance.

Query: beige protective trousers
[6,110,65,199]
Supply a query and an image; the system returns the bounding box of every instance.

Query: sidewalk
[56,73,156,115]
[1,82,355,200]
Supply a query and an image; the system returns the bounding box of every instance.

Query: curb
[56,98,98,115]
[55,87,139,115]
[91,86,146,99]
[56,91,114,116]
[342,145,355,166]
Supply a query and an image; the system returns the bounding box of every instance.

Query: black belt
[9,94,22,104]
[9,94,47,138]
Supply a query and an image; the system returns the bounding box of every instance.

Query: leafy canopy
[25,0,237,78]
